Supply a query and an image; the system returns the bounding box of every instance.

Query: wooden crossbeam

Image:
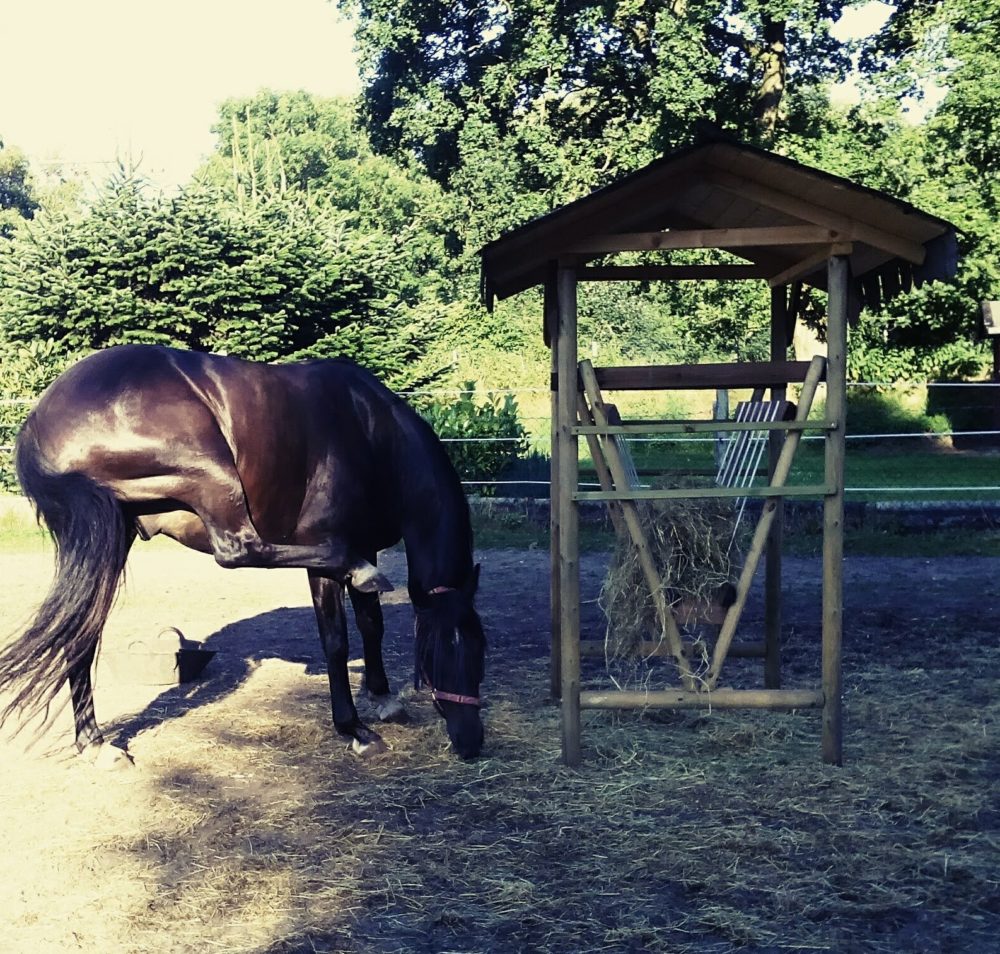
[568,225,846,255]
[579,264,770,281]
[579,688,825,710]
[575,485,829,502]
[574,419,827,436]
[591,360,820,391]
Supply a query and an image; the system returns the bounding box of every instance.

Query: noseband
[417,585,481,708]
[422,675,481,708]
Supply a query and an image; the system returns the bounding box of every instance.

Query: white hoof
[348,563,393,593]
[85,743,134,771]
[349,736,388,758]
[374,697,407,723]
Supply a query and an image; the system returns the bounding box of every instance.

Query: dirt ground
[0,539,997,953]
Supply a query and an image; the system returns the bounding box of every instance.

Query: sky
[1,0,360,190]
[2,1,898,193]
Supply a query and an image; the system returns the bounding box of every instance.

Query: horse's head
[413,566,485,759]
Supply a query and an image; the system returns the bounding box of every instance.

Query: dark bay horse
[0,345,485,761]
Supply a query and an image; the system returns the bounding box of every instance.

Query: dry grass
[0,544,997,953]
[599,496,748,688]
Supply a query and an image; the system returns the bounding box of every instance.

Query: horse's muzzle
[447,712,484,760]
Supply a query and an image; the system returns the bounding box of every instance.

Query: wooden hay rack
[478,135,961,765]
[577,355,826,694]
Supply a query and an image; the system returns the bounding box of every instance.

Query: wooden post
[765,285,787,689]
[546,276,562,699]
[555,264,582,765]
[823,256,848,766]
[713,389,729,471]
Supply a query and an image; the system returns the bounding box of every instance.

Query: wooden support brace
[705,355,827,689]
[578,359,696,688]
[577,391,626,539]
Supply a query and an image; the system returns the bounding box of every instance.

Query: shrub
[0,339,78,490]
[418,382,529,494]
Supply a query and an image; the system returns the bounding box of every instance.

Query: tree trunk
[755,17,787,143]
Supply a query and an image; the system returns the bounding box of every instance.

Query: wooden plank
[579,688,825,710]
[768,243,853,288]
[555,265,582,765]
[575,484,829,502]
[706,356,827,689]
[593,360,819,391]
[707,169,927,265]
[822,256,848,766]
[568,225,845,255]
[578,360,695,688]
[579,264,770,282]
[574,419,824,436]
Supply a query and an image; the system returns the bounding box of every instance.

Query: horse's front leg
[348,586,406,724]
[308,571,386,756]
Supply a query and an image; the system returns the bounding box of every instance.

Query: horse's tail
[0,421,130,728]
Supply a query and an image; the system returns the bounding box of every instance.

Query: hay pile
[600,495,747,672]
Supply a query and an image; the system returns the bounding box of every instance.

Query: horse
[0,344,485,762]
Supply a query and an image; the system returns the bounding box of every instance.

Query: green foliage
[822,0,1000,382]
[0,138,37,238]
[0,166,453,389]
[841,388,949,438]
[0,339,79,490]
[418,383,529,492]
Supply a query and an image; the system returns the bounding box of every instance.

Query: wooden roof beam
[567,225,847,255]
[706,169,927,265]
[768,243,854,288]
[579,264,771,281]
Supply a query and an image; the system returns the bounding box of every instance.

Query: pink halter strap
[419,585,480,706]
[429,684,481,707]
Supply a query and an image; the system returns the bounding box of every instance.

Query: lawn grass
[579,438,1000,502]
[0,497,48,551]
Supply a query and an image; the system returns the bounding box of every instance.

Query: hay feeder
[479,133,961,765]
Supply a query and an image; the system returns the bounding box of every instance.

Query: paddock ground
[0,540,996,953]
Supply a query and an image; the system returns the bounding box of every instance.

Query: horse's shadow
[105,601,414,749]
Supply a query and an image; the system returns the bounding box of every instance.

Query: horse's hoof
[350,735,388,758]
[83,743,134,771]
[348,562,393,594]
[373,696,408,724]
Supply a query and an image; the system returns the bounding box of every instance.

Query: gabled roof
[479,138,959,316]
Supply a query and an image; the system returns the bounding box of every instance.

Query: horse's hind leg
[308,571,387,756]
[166,461,391,590]
[348,587,406,723]
[68,640,102,753]
[68,645,129,769]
